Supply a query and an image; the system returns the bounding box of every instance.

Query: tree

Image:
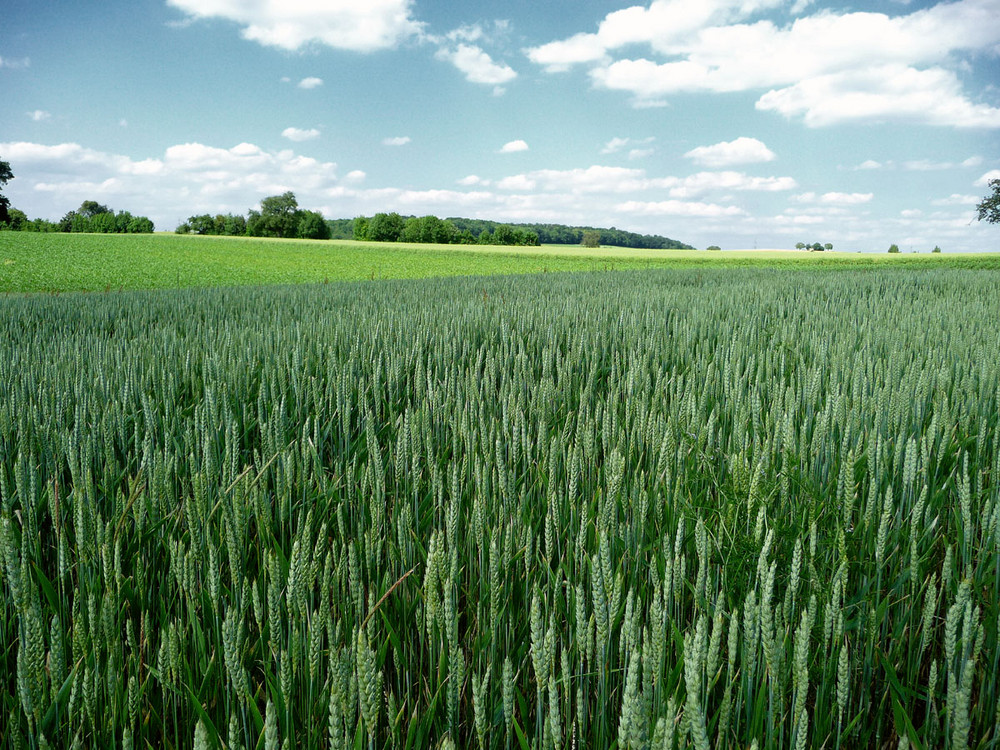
[888,244,900,253]
[976,179,1000,224]
[932,245,942,253]
[353,216,370,241]
[4,208,28,230]
[78,200,111,218]
[582,230,601,248]
[367,212,405,242]
[706,245,721,251]
[247,192,300,238]
[824,243,833,251]
[0,158,13,225]
[795,242,806,250]
[297,210,331,240]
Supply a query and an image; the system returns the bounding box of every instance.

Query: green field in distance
[2,231,999,293]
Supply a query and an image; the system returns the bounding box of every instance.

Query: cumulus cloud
[500,140,529,153]
[975,170,1000,186]
[165,0,422,52]
[684,137,776,167]
[529,0,1000,127]
[298,77,324,89]
[282,127,320,142]
[27,110,51,122]
[382,136,411,146]
[436,43,517,86]
[0,140,342,228]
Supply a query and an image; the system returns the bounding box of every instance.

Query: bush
[888,244,900,253]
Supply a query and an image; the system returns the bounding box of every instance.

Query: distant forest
[329,216,693,250]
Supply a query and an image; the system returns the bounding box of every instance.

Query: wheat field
[1,267,998,749]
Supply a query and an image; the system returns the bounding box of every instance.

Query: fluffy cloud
[0,140,342,228]
[281,127,320,142]
[27,110,51,122]
[499,140,529,153]
[165,0,422,52]
[755,65,1000,128]
[685,137,775,167]
[298,77,323,89]
[382,136,411,146]
[529,0,1000,127]
[976,170,1000,186]
[436,44,517,86]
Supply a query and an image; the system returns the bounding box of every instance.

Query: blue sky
[2,0,999,250]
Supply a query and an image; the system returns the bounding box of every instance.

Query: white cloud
[165,0,422,52]
[615,199,747,217]
[500,139,529,153]
[282,127,320,142]
[794,191,873,204]
[756,64,1000,128]
[685,137,775,167]
[532,0,1000,127]
[629,148,655,160]
[976,170,1000,186]
[0,56,30,69]
[0,140,344,228]
[27,110,51,122]
[601,136,655,155]
[382,136,411,147]
[855,160,883,170]
[601,137,631,154]
[458,175,489,186]
[298,77,324,89]
[344,170,366,182]
[526,33,607,72]
[436,44,517,86]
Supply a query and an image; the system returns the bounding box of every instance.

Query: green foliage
[975,178,1000,224]
[247,191,300,238]
[0,157,12,225]
[296,210,330,240]
[449,218,693,249]
[581,230,601,248]
[3,233,1000,294]
[933,246,942,253]
[888,244,901,253]
[1,268,999,748]
[706,245,722,251]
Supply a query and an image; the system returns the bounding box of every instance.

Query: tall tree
[0,158,13,225]
[976,179,1000,224]
[248,191,301,238]
[78,200,112,218]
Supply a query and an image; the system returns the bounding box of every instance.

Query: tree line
[353,213,540,246]
[175,192,331,240]
[448,219,693,249]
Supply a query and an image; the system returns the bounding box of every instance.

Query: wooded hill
[327,216,692,249]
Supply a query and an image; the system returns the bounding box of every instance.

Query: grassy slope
[2,231,999,292]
